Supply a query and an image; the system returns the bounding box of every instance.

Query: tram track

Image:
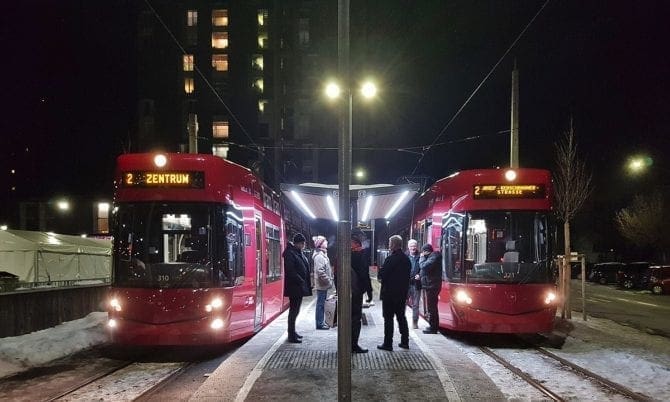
[46,361,188,401]
[478,344,653,401]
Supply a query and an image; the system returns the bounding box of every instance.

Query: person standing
[419,243,442,334]
[407,239,421,329]
[312,235,333,330]
[351,232,372,353]
[282,233,312,343]
[377,235,411,351]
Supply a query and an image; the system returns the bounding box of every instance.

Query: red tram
[412,168,557,333]
[107,153,289,345]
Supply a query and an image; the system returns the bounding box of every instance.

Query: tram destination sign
[122,171,205,189]
[473,184,545,199]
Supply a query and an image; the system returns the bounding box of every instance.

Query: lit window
[184,77,194,94]
[183,54,194,71]
[212,54,228,71]
[257,9,268,26]
[212,32,229,49]
[298,18,309,46]
[254,79,264,92]
[252,55,263,70]
[258,33,268,49]
[212,9,228,26]
[213,145,229,159]
[258,100,267,113]
[187,10,198,26]
[213,120,229,139]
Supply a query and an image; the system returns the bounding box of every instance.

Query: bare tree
[615,192,668,262]
[554,119,593,319]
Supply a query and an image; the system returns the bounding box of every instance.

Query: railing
[0,278,110,293]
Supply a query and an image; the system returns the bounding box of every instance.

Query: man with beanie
[283,233,312,343]
[419,243,442,334]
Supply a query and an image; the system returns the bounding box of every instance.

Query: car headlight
[454,290,472,305]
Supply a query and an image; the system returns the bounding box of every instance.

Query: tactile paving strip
[265,350,435,370]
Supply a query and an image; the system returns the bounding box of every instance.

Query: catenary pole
[336,0,352,400]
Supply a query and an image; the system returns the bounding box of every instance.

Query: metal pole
[337,0,352,400]
[581,256,587,321]
[510,62,519,168]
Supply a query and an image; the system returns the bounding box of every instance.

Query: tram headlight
[108,319,117,328]
[454,290,472,305]
[205,297,224,312]
[109,298,122,312]
[210,318,224,330]
[545,291,557,304]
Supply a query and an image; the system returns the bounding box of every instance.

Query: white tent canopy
[0,230,111,283]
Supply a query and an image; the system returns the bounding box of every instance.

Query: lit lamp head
[505,169,517,182]
[360,81,377,99]
[154,154,167,168]
[325,81,341,100]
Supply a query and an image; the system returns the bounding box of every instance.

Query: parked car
[645,265,670,295]
[589,262,625,285]
[616,262,651,289]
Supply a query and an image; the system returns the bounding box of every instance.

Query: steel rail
[45,361,134,401]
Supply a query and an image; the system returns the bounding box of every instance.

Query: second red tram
[107,153,290,345]
[412,168,557,333]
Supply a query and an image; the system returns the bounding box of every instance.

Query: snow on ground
[0,312,108,379]
[452,312,670,401]
[1,310,669,401]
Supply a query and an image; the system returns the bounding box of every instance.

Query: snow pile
[0,312,108,379]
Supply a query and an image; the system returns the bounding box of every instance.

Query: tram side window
[442,212,464,282]
[265,224,281,283]
[225,211,245,286]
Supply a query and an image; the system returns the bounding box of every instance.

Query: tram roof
[280,183,420,221]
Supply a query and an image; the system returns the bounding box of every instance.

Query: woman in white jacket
[312,235,333,329]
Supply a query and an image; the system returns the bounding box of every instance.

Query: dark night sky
[2,1,670,231]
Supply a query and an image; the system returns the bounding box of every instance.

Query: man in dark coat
[283,233,312,343]
[377,235,411,351]
[351,232,372,353]
[419,243,442,334]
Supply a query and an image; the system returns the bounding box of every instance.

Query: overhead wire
[409,0,551,176]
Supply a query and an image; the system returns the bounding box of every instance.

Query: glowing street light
[354,169,365,180]
[56,200,70,212]
[325,81,342,100]
[626,155,653,175]
[360,81,377,99]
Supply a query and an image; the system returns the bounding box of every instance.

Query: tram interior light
[361,195,374,222]
[384,190,410,219]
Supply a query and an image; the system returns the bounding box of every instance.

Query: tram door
[254,215,264,329]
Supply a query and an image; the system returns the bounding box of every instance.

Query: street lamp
[56,200,70,212]
[626,155,653,175]
[354,168,365,181]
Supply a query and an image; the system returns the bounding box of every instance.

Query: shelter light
[361,195,374,222]
[326,195,339,222]
[291,191,316,219]
[505,169,517,181]
[211,318,224,330]
[154,154,167,168]
[384,190,410,220]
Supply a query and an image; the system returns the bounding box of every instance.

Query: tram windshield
[442,211,552,284]
[112,202,245,288]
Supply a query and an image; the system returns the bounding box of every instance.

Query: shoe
[412,321,419,329]
[377,344,393,352]
[316,324,330,330]
[288,337,302,343]
[352,345,368,353]
[422,328,438,334]
[398,343,409,349]
[295,333,303,339]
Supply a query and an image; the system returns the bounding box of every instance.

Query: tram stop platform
[189,295,504,401]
